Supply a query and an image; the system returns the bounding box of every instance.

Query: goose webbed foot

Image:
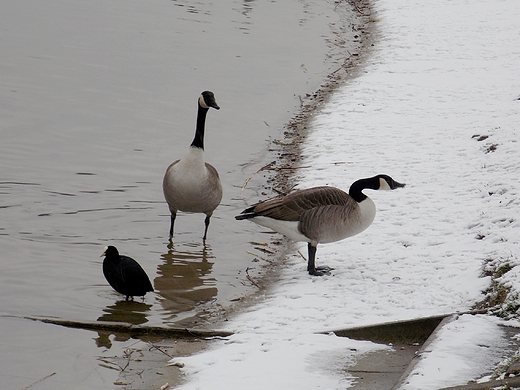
[308,266,334,276]
[306,243,333,276]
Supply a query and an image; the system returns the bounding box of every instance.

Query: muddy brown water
[0,0,368,388]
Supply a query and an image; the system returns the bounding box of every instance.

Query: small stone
[506,361,520,376]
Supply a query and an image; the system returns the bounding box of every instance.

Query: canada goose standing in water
[236,174,405,276]
[163,91,223,240]
[101,246,154,300]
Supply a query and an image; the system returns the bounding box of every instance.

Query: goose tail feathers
[235,206,257,220]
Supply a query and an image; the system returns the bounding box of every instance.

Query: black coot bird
[101,245,154,300]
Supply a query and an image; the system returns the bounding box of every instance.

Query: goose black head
[199,91,220,110]
[377,174,406,190]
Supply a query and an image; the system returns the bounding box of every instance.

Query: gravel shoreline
[271,0,375,195]
[231,0,377,315]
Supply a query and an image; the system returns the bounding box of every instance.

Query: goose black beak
[392,181,406,189]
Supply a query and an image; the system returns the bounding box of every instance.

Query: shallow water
[0,0,354,387]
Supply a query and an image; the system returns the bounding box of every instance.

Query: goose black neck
[190,105,209,150]
[349,177,378,203]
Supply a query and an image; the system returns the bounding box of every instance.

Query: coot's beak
[100,246,108,257]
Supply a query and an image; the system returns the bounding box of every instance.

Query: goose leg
[307,242,332,276]
[169,211,177,238]
[307,243,318,275]
[203,214,211,241]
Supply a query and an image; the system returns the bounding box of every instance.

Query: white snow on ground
[171,0,520,388]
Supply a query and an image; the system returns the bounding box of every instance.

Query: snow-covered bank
[171,0,520,388]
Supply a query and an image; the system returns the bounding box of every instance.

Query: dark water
[0,0,354,387]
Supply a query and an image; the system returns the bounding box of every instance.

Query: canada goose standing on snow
[163,91,223,240]
[236,174,405,276]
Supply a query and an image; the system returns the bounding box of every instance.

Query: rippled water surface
[0,0,350,387]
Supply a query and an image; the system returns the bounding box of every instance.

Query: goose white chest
[163,147,221,213]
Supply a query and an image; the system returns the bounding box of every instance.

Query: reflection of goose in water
[95,300,152,348]
[154,242,218,326]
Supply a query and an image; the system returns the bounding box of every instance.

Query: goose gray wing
[205,162,220,178]
[241,186,353,221]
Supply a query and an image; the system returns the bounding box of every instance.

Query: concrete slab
[348,343,421,390]
[329,314,451,389]
[334,313,520,390]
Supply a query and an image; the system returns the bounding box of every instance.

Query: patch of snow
[172,0,520,388]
